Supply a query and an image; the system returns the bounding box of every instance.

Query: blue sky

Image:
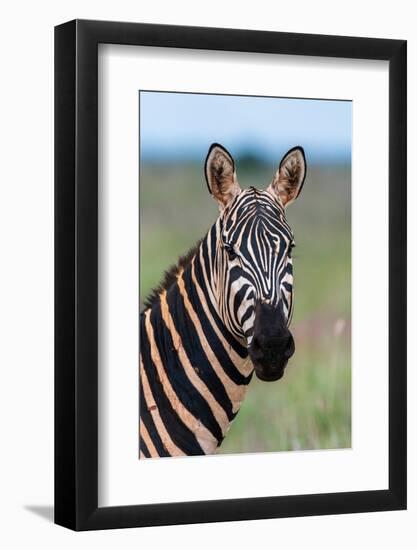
[140,91,351,165]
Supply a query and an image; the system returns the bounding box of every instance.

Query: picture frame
[55,19,406,531]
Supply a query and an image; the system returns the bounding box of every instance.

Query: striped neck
[140,230,254,456]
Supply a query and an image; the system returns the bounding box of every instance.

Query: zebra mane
[142,240,202,311]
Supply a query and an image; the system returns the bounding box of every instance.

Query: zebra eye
[288,242,296,257]
[224,243,237,260]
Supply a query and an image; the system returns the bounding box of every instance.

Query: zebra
[139,143,307,458]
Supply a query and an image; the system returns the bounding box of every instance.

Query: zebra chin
[249,351,293,382]
[247,301,295,382]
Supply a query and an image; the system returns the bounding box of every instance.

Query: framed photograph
[55,19,406,530]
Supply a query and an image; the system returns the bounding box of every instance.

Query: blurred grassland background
[140,92,351,454]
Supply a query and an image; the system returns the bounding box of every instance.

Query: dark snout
[249,301,295,382]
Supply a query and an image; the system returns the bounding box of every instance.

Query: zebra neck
[172,256,254,441]
[140,244,254,457]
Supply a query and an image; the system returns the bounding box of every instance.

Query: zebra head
[205,143,306,382]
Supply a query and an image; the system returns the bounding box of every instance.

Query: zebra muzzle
[249,301,295,382]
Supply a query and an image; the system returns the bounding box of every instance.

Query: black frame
[55,19,407,531]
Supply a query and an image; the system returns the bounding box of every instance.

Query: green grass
[140,161,351,453]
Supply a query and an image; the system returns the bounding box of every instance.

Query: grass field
[140,160,351,453]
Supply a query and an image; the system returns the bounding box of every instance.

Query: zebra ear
[205,143,241,208]
[268,147,306,207]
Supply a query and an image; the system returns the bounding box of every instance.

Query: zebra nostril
[283,334,295,359]
[252,335,262,350]
[252,332,293,353]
